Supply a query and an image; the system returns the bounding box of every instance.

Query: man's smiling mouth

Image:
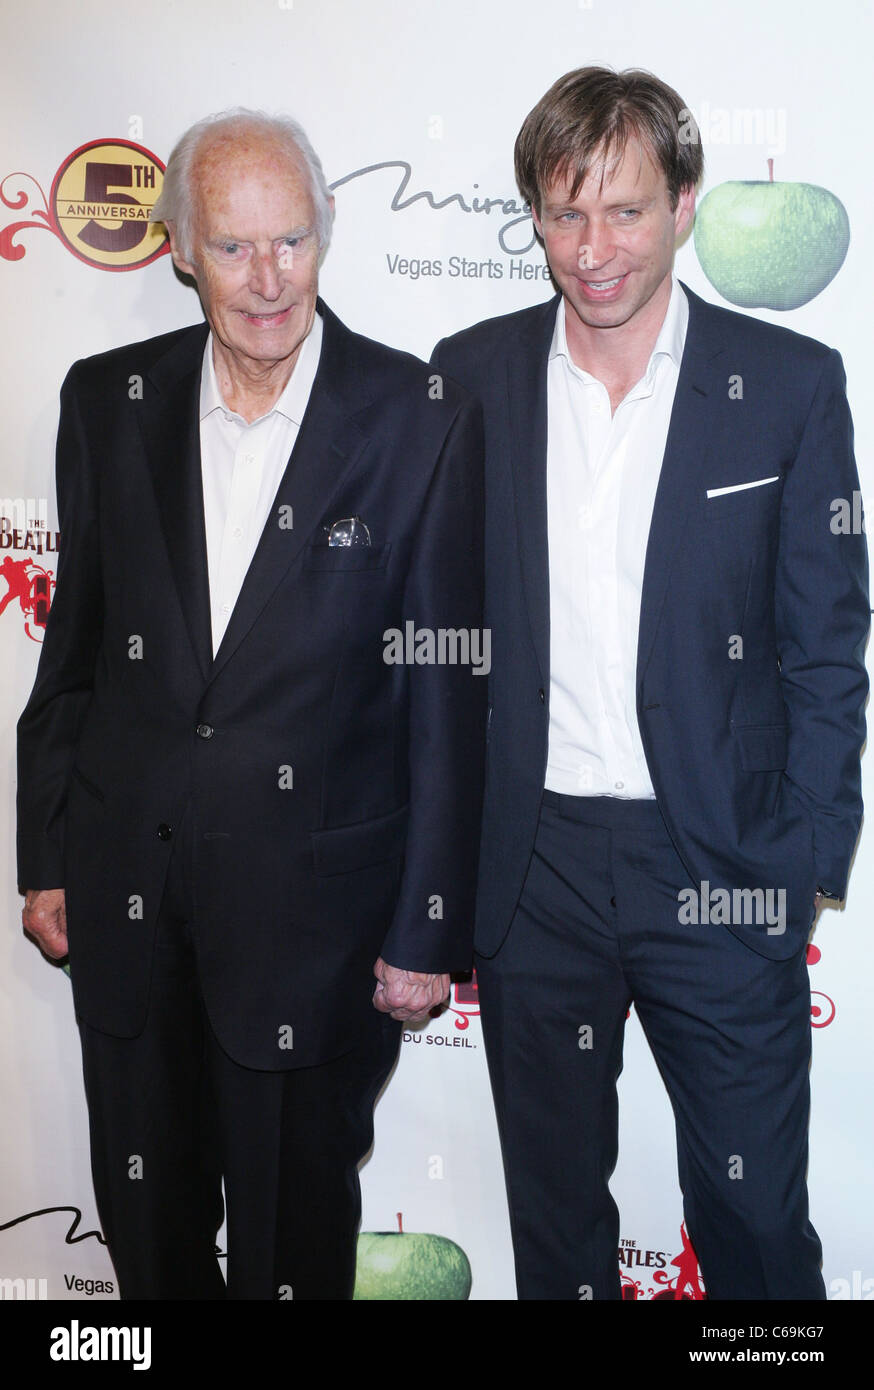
[240,306,293,324]
[578,274,627,294]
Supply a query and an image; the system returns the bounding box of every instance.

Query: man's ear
[165,221,196,278]
[674,183,696,239]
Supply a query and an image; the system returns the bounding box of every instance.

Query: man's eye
[222,243,240,255]
[617,209,640,220]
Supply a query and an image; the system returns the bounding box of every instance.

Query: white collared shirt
[545,277,688,798]
[199,312,323,656]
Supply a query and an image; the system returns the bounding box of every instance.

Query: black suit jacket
[18,299,486,1068]
[433,283,868,961]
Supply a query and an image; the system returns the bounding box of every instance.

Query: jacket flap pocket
[71,764,106,802]
[733,723,788,771]
[311,804,409,876]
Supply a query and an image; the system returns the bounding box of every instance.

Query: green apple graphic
[693,160,849,310]
[354,1212,472,1300]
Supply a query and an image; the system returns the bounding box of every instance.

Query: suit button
[538,688,545,703]
[157,824,172,841]
[196,723,214,739]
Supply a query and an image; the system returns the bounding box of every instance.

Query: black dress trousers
[78,804,401,1299]
[476,792,823,1301]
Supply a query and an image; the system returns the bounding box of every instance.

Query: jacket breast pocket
[732,722,788,771]
[702,480,782,524]
[302,542,391,572]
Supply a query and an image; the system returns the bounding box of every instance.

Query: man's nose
[248,249,283,300]
[577,222,614,271]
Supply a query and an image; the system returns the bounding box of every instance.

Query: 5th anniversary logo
[1,138,168,271]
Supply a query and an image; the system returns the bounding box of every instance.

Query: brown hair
[514,66,703,215]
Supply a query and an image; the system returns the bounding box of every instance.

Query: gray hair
[150,108,335,263]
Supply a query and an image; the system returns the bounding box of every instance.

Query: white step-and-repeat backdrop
[1,0,871,1302]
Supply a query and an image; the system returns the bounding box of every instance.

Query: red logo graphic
[1,139,168,271]
[810,991,836,1027]
[0,557,55,642]
[620,1223,706,1301]
[447,972,479,1031]
[806,942,836,1028]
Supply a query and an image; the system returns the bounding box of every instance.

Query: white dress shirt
[545,277,688,798]
[199,312,323,656]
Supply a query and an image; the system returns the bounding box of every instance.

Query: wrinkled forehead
[191,133,311,222]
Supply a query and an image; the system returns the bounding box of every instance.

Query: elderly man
[433,67,868,1299]
[17,110,485,1300]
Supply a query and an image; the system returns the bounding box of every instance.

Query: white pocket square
[706,476,780,499]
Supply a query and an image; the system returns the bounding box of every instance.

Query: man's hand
[22,888,68,959]
[372,956,449,1023]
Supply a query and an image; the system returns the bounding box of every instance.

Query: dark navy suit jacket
[18,299,485,1068]
[433,282,868,961]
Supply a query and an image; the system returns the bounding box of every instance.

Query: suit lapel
[636,283,725,684]
[137,324,214,683]
[507,294,560,691]
[208,299,370,683]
